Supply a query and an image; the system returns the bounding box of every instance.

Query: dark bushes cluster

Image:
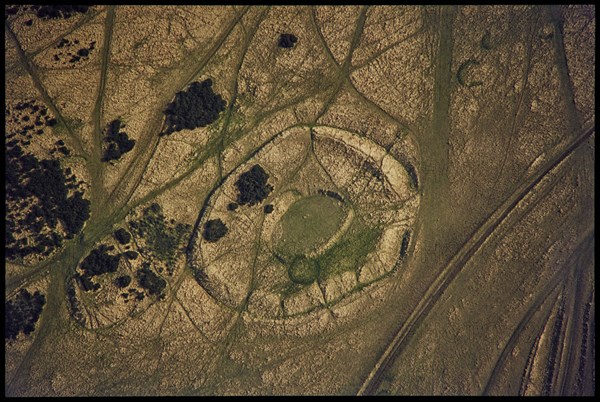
[39,5,88,20]
[202,219,228,242]
[5,113,90,260]
[128,203,191,275]
[76,244,121,292]
[102,119,135,162]
[35,5,88,19]
[52,38,96,64]
[66,281,85,325]
[235,164,273,206]
[160,79,226,136]
[278,33,298,48]
[80,244,121,277]
[113,228,131,244]
[5,5,88,21]
[123,250,139,260]
[5,289,46,340]
[318,189,344,203]
[136,266,166,297]
[114,275,132,289]
[59,191,91,237]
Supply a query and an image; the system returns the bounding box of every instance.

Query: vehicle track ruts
[519,290,560,396]
[356,123,594,395]
[574,288,594,393]
[549,5,582,138]
[89,6,115,210]
[6,10,253,394]
[212,6,271,180]
[556,236,594,395]
[483,229,594,395]
[309,6,413,133]
[125,7,269,386]
[350,11,426,72]
[319,5,368,113]
[5,234,83,394]
[68,7,256,255]
[4,7,104,74]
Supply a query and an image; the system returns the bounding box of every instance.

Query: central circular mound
[276,195,346,258]
[188,125,420,319]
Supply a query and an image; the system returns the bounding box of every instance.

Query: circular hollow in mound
[276,195,346,258]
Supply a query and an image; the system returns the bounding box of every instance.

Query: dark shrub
[235,164,273,206]
[114,275,132,288]
[278,33,298,48]
[5,289,46,340]
[136,267,166,296]
[161,79,226,136]
[113,228,131,244]
[202,219,228,242]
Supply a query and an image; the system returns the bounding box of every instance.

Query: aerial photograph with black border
[5,4,595,397]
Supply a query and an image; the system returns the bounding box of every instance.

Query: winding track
[483,229,594,395]
[357,123,594,395]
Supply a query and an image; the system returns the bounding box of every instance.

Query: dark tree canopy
[114,275,132,289]
[33,5,88,20]
[128,203,191,275]
[124,250,139,260]
[5,289,46,340]
[264,204,274,214]
[278,33,298,48]
[5,108,90,260]
[59,191,91,238]
[76,245,122,292]
[203,219,228,243]
[80,244,121,278]
[101,119,135,162]
[5,5,89,21]
[161,79,226,136]
[235,164,273,206]
[113,228,131,244]
[136,266,166,296]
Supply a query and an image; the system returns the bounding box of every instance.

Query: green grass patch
[288,257,318,284]
[276,195,346,257]
[315,218,382,281]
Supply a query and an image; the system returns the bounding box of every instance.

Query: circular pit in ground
[275,194,347,258]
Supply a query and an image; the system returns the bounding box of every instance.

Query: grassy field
[315,217,381,281]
